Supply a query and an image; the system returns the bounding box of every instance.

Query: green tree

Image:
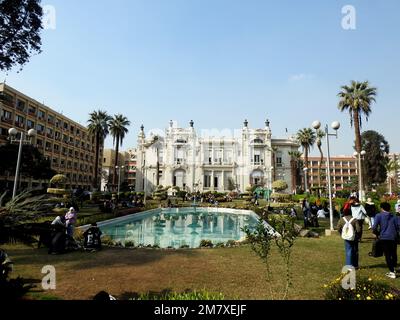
[0,144,55,182]
[361,130,389,188]
[296,128,316,190]
[87,110,111,190]
[109,114,131,187]
[338,81,377,154]
[0,0,43,71]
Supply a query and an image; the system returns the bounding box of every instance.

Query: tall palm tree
[109,114,131,188]
[87,110,111,190]
[338,81,377,154]
[288,151,303,193]
[296,128,316,191]
[316,129,326,190]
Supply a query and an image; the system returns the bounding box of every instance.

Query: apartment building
[0,83,102,190]
[306,156,358,190]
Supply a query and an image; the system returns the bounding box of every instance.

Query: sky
[2,0,400,156]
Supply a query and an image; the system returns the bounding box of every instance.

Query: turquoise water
[99,208,259,249]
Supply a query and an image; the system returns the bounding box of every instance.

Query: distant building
[124,148,137,190]
[136,120,299,194]
[0,83,101,190]
[306,156,358,191]
[388,153,400,189]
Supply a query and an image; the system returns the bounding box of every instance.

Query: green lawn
[3,228,400,300]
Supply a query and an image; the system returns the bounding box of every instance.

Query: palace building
[135,120,299,194]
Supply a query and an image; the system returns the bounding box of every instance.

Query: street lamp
[8,128,36,199]
[115,165,125,201]
[353,150,366,201]
[312,120,340,232]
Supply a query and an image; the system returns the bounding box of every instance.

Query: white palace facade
[135,120,299,194]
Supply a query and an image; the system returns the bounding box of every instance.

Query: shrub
[199,239,213,248]
[272,180,288,192]
[124,241,135,248]
[215,242,225,248]
[47,188,70,196]
[180,244,190,249]
[101,235,115,246]
[324,274,400,300]
[50,174,68,186]
[131,289,225,300]
[270,193,292,203]
[225,240,237,247]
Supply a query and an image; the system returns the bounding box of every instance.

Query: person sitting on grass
[372,202,399,279]
[49,215,67,255]
[83,223,103,252]
[65,207,77,238]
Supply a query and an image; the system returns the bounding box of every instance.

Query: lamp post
[8,128,36,199]
[303,167,309,193]
[115,165,125,201]
[312,120,340,232]
[353,150,366,201]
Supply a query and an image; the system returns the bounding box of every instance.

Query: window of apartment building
[54,144,60,152]
[0,92,14,104]
[38,110,45,120]
[55,118,60,128]
[36,123,45,133]
[28,105,36,115]
[16,99,26,111]
[15,115,25,126]
[76,128,80,136]
[36,139,43,146]
[55,131,61,140]
[74,162,78,169]
[0,127,8,136]
[27,119,35,129]
[69,137,74,145]
[1,109,12,121]
[62,147,67,155]
[63,122,69,130]
[75,151,79,158]
[63,134,68,143]
[47,114,55,124]
[46,127,53,138]
[67,161,72,169]
[52,158,58,166]
[45,141,52,151]
[70,125,75,134]
[60,160,65,168]
[69,149,73,156]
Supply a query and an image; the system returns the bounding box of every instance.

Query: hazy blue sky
[2,0,400,156]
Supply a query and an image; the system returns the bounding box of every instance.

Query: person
[351,198,370,241]
[372,202,399,279]
[254,193,259,206]
[290,207,297,218]
[317,206,328,219]
[337,208,361,269]
[65,207,77,238]
[302,199,310,228]
[49,215,67,254]
[93,291,117,301]
[365,198,377,227]
[83,223,103,251]
[310,202,319,227]
[395,200,400,215]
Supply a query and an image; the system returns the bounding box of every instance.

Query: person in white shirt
[351,199,371,241]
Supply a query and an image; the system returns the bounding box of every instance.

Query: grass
[2,228,400,300]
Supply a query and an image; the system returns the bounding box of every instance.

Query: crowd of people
[337,196,400,279]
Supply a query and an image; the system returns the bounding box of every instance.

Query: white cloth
[317,209,327,218]
[351,205,367,220]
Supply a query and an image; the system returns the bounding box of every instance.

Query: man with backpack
[337,208,361,269]
[372,202,399,279]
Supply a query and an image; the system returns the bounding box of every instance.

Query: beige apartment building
[101,148,137,192]
[0,83,102,190]
[307,156,358,191]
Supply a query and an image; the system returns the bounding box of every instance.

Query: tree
[316,129,326,191]
[109,114,130,188]
[0,143,55,183]
[0,0,43,71]
[288,151,303,192]
[87,110,111,190]
[361,130,389,188]
[296,128,316,190]
[338,81,377,154]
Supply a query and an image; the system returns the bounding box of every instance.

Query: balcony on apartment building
[1,116,13,124]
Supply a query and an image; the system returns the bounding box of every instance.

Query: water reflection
[101,209,258,249]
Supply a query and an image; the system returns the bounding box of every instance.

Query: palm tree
[87,110,111,190]
[338,81,377,154]
[296,128,316,191]
[109,114,131,188]
[316,129,326,190]
[288,151,303,193]
[385,159,400,194]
